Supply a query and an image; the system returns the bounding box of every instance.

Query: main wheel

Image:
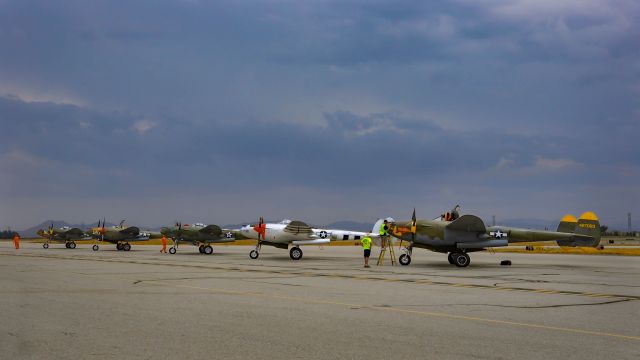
[92,244,99,251]
[68,242,76,249]
[289,247,303,260]
[249,250,259,259]
[169,247,177,254]
[198,245,204,253]
[65,242,70,249]
[399,253,411,266]
[204,245,213,255]
[447,253,455,264]
[116,243,123,251]
[123,243,131,251]
[43,243,49,249]
[453,253,470,267]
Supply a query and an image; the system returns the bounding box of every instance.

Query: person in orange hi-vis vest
[13,233,20,250]
[160,235,168,253]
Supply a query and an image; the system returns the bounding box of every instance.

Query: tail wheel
[249,250,259,259]
[399,253,411,266]
[204,246,213,255]
[289,247,303,260]
[169,247,177,254]
[92,244,99,251]
[453,253,470,267]
[123,243,131,251]
[43,243,49,249]
[68,242,76,249]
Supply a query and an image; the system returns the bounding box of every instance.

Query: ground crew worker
[361,236,372,268]
[160,235,168,253]
[13,233,20,250]
[379,219,390,248]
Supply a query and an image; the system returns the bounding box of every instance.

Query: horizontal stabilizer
[446,215,486,233]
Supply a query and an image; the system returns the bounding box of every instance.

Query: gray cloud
[0,1,638,229]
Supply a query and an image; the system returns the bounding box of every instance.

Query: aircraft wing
[446,215,486,233]
[199,225,222,236]
[63,227,89,239]
[119,226,140,235]
[283,221,314,236]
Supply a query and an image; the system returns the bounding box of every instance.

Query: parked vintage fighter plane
[89,219,158,251]
[36,224,91,249]
[161,222,235,254]
[385,209,601,267]
[240,218,371,260]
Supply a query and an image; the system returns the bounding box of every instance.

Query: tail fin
[557,212,601,247]
[556,214,577,233]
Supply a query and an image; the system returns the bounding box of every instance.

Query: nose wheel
[399,253,411,266]
[92,244,99,251]
[289,247,303,260]
[43,243,49,249]
[169,247,177,254]
[249,242,262,259]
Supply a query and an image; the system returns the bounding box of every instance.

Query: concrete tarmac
[1,243,638,359]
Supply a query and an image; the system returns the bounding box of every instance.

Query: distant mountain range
[14,218,633,238]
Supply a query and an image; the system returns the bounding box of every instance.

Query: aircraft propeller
[253,217,266,241]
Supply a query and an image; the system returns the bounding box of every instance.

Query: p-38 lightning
[89,220,159,251]
[161,222,235,254]
[37,224,92,249]
[240,218,372,260]
[386,208,601,267]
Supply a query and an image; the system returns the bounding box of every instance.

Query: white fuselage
[240,221,371,245]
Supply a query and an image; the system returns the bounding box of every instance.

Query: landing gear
[92,244,99,251]
[198,245,204,253]
[249,242,262,259]
[116,243,123,251]
[122,243,131,252]
[169,247,177,254]
[447,253,455,264]
[399,244,413,266]
[203,245,213,255]
[43,243,49,249]
[68,242,76,249]
[65,242,70,249]
[451,252,470,267]
[289,246,303,260]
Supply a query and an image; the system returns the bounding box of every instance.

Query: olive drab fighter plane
[240,218,372,260]
[37,224,92,249]
[384,208,601,267]
[160,222,236,254]
[89,219,158,251]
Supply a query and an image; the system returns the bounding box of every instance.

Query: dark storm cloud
[0,1,638,228]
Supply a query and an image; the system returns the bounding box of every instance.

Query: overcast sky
[1,0,638,230]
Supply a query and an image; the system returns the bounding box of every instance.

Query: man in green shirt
[361,236,372,268]
[379,219,390,249]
